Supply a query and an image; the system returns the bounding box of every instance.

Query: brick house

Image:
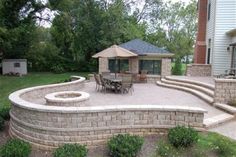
[98,39,173,77]
[194,0,236,75]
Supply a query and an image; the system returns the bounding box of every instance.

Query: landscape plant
[0,107,10,120]
[53,144,88,157]
[168,126,198,148]
[0,139,31,157]
[156,131,236,157]
[172,58,183,75]
[107,134,144,157]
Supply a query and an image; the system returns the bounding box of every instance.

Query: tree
[146,0,197,60]
[49,0,147,71]
[0,0,47,59]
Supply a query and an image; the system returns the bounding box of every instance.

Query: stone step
[165,76,215,91]
[161,78,214,97]
[156,81,214,104]
[214,103,236,114]
[204,113,234,129]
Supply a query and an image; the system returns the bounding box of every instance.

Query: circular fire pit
[45,91,89,107]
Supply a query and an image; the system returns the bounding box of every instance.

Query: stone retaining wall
[9,105,206,150]
[9,75,206,150]
[161,58,172,76]
[147,75,161,83]
[214,78,236,103]
[186,64,212,76]
[20,76,85,101]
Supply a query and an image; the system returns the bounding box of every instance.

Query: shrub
[168,126,198,148]
[172,58,183,75]
[107,134,144,157]
[0,107,10,120]
[53,144,88,157]
[0,139,31,157]
[51,65,65,74]
[0,116,4,131]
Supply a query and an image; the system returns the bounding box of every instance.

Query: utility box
[2,59,27,75]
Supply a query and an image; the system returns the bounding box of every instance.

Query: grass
[0,72,90,109]
[156,132,236,157]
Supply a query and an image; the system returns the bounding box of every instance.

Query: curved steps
[165,76,215,90]
[161,78,214,97]
[214,103,236,114]
[156,76,236,129]
[157,78,214,104]
[204,113,234,129]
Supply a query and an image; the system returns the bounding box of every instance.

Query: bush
[0,139,31,157]
[168,126,198,148]
[0,107,10,120]
[0,116,4,131]
[107,134,144,157]
[172,58,183,75]
[51,65,65,74]
[53,144,88,157]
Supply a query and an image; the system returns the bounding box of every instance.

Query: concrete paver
[210,119,236,140]
[81,82,224,119]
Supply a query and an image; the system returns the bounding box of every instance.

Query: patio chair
[93,73,102,91]
[99,74,113,93]
[120,74,133,94]
[139,70,148,83]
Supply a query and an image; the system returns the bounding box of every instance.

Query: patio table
[103,76,122,93]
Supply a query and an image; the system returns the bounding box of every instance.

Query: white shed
[2,59,27,75]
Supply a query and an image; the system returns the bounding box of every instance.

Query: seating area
[93,73,134,94]
[216,68,236,79]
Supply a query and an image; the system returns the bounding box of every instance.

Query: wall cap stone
[215,78,236,83]
[9,76,86,111]
[45,91,89,103]
[187,64,211,67]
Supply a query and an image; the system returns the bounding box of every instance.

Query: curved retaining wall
[9,76,207,150]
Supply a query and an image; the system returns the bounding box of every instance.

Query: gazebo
[97,39,173,77]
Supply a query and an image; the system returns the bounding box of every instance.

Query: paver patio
[81,82,222,119]
[31,82,224,120]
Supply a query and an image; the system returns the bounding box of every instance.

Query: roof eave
[139,53,174,57]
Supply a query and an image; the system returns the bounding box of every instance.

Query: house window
[139,60,161,75]
[14,63,20,67]
[108,59,129,73]
[207,39,211,64]
[208,3,211,21]
[233,47,236,68]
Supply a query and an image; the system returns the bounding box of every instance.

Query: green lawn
[156,132,236,157]
[0,72,90,109]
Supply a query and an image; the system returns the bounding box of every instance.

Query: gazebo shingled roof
[119,39,171,55]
